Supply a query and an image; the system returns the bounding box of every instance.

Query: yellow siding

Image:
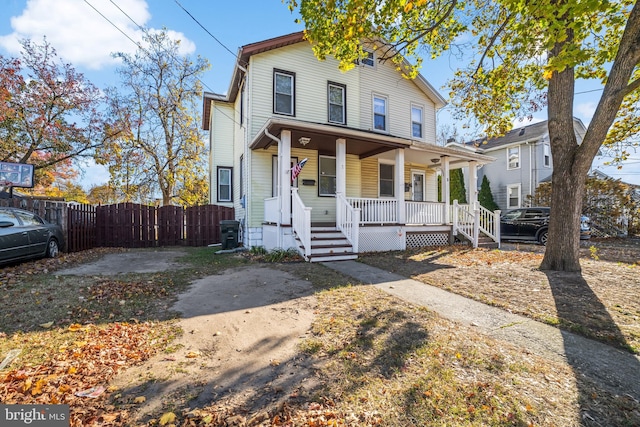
[248,42,362,141]
[358,55,438,143]
[210,102,235,207]
[361,158,378,198]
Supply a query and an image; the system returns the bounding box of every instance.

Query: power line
[173,0,243,65]
[84,0,242,128]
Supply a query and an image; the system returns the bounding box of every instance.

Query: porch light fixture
[298,137,311,146]
[430,158,440,164]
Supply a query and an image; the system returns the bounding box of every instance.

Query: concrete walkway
[322,260,640,399]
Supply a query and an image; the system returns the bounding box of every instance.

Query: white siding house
[203,32,496,261]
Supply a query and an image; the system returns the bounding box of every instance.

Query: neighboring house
[202,32,495,261]
[466,118,587,211]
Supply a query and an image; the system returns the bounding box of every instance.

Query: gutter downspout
[264,128,282,249]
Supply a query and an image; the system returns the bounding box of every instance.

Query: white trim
[507,183,521,209]
[372,93,389,133]
[274,70,294,116]
[378,158,395,198]
[507,145,521,170]
[319,154,337,197]
[410,103,424,140]
[411,170,426,201]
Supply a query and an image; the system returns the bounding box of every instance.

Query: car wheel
[47,239,59,258]
[538,230,549,246]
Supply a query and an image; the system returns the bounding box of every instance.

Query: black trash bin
[220,220,240,249]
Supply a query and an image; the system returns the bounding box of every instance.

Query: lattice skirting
[359,228,405,252]
[406,232,449,248]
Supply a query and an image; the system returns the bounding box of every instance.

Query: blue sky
[1,0,638,186]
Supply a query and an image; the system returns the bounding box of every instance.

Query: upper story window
[361,50,375,67]
[379,162,394,197]
[411,105,423,138]
[319,155,336,196]
[328,82,346,125]
[507,146,520,169]
[373,95,388,132]
[543,143,550,167]
[273,69,295,116]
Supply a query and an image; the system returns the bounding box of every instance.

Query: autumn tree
[0,39,117,186]
[288,0,640,271]
[99,30,209,206]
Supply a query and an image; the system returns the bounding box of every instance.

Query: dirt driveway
[57,252,319,422]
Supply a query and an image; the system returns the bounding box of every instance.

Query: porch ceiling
[250,118,495,165]
[250,118,409,159]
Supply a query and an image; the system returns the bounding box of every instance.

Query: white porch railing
[346,197,397,224]
[336,193,360,253]
[453,200,479,247]
[478,204,501,247]
[264,196,279,223]
[405,201,445,225]
[291,188,312,259]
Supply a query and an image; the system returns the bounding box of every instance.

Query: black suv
[500,207,591,245]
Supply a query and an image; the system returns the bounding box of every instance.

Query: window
[273,69,295,115]
[319,155,336,196]
[358,50,375,67]
[373,95,388,132]
[543,144,550,167]
[328,82,346,124]
[379,163,394,197]
[217,167,232,202]
[507,146,520,169]
[411,105,423,138]
[239,155,244,198]
[507,184,521,209]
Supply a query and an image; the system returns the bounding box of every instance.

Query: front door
[412,171,425,201]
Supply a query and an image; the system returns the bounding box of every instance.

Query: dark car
[500,207,591,245]
[0,207,65,264]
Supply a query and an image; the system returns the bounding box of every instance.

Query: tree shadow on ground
[544,270,640,424]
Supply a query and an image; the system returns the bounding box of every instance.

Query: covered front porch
[252,118,498,261]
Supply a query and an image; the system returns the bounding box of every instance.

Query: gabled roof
[466,118,587,152]
[203,32,447,130]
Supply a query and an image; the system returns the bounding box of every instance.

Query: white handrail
[453,200,476,247]
[405,201,445,225]
[346,197,397,224]
[291,188,311,259]
[478,204,501,247]
[336,193,360,253]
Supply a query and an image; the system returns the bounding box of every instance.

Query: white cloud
[0,0,195,70]
[575,101,597,124]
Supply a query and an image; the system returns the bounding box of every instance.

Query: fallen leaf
[68,323,83,332]
[185,351,200,358]
[134,396,146,404]
[39,321,54,329]
[159,412,176,425]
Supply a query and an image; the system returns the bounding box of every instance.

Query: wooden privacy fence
[66,203,235,252]
[0,197,67,227]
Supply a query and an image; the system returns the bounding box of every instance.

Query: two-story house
[202,32,495,261]
[467,118,587,211]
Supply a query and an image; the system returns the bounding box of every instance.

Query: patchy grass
[358,242,640,354]
[282,285,639,426]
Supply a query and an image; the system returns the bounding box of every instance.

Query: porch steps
[477,235,500,249]
[297,227,358,262]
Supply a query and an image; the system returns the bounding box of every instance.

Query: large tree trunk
[541,2,640,271]
[541,60,587,272]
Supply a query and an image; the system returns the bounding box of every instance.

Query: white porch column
[396,148,405,224]
[468,161,478,206]
[279,130,292,225]
[336,138,346,195]
[442,156,450,222]
[336,138,347,225]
